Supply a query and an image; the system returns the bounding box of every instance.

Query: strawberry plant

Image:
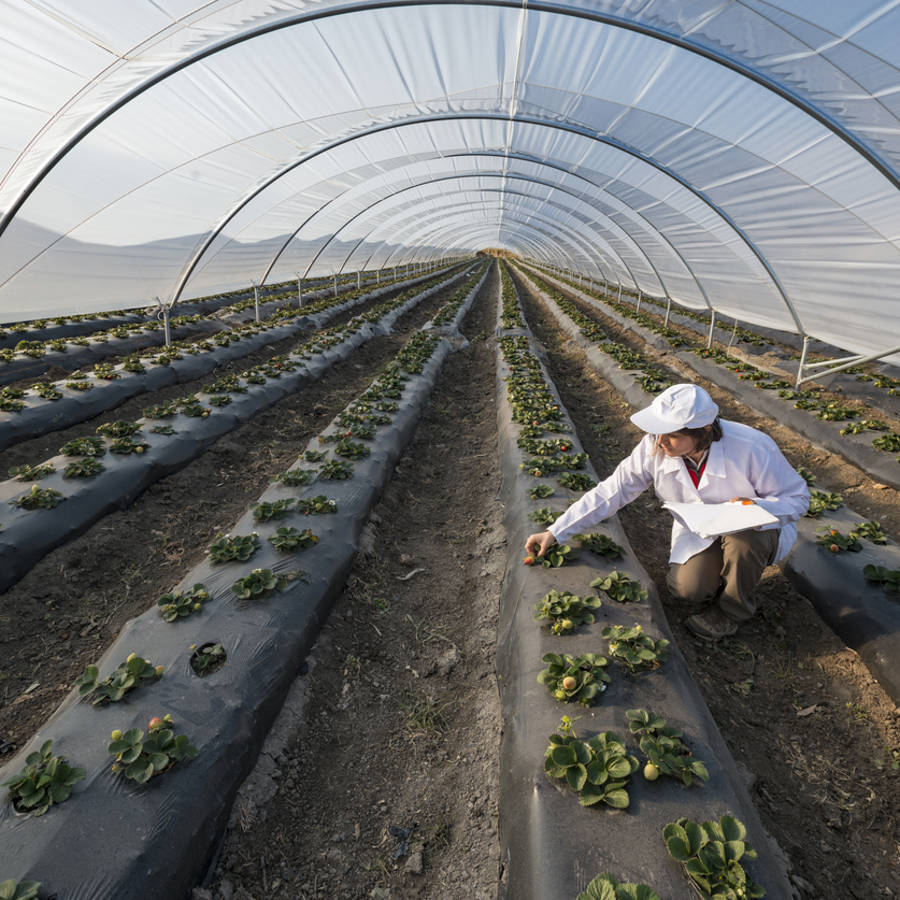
[815,526,861,553]
[577,874,660,900]
[851,521,889,543]
[143,400,179,419]
[529,506,564,526]
[209,533,260,563]
[2,739,84,816]
[533,590,602,634]
[872,432,900,452]
[15,340,45,359]
[92,362,120,381]
[304,449,327,463]
[252,498,296,521]
[333,437,370,459]
[207,394,232,407]
[805,490,842,518]
[107,715,198,783]
[863,564,900,591]
[150,424,176,436]
[110,436,149,455]
[269,526,318,552]
[11,485,64,510]
[524,544,574,568]
[537,652,610,705]
[190,642,226,676]
[31,382,62,401]
[205,374,247,394]
[544,728,638,808]
[157,584,210,622]
[319,459,354,480]
[297,495,337,515]
[602,625,669,673]
[578,533,623,558]
[96,420,141,438]
[625,708,709,786]
[8,463,54,482]
[65,380,93,392]
[840,418,888,435]
[796,466,815,487]
[64,457,104,478]
[277,468,316,487]
[0,879,41,900]
[0,387,26,412]
[60,435,105,457]
[528,484,555,499]
[75,653,163,705]
[559,471,593,491]
[178,395,210,417]
[122,355,146,374]
[591,571,647,603]
[231,567,298,599]
[663,815,764,899]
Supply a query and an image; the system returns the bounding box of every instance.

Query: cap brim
[629,407,677,433]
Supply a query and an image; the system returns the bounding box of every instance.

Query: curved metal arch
[2,0,897,252]
[258,148,708,308]
[344,189,625,284]
[157,112,795,332]
[259,151,668,297]
[304,173,649,292]
[375,200,615,279]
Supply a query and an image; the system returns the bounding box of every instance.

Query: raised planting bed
[522,265,900,479]
[0,266,462,451]
[515,265,900,707]
[0,265,482,594]
[0,266,488,899]
[494,274,793,898]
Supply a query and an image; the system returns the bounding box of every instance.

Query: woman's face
[656,431,699,458]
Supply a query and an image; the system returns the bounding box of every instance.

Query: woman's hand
[525,531,557,557]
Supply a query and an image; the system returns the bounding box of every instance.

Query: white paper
[662,500,779,539]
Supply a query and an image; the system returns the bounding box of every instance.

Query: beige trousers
[666,529,780,621]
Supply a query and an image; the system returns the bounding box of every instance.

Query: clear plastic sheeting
[1,1,899,362]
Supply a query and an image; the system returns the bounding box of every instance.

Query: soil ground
[0,274,468,752]
[2,260,899,900]
[511,266,900,900]
[198,264,505,900]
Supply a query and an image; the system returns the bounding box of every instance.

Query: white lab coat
[549,420,810,565]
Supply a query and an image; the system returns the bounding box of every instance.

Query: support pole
[252,281,260,323]
[333,273,338,298]
[617,282,622,304]
[707,309,716,349]
[728,318,739,350]
[796,335,810,388]
[357,271,361,290]
[296,274,303,309]
[636,290,642,313]
[664,298,672,329]
[155,297,171,347]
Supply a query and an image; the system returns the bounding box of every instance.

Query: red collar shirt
[548,419,811,565]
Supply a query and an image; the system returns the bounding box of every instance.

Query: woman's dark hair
[676,416,723,452]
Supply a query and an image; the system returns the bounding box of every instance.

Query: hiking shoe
[685,606,739,640]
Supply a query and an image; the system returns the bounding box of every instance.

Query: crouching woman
[525,384,810,639]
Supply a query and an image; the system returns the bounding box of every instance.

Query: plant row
[494,279,776,898]
[0,263,489,898]
[528,265,900,459]
[0,266,461,450]
[0,266,480,593]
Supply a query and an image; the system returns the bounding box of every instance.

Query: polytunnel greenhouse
[1,1,899,898]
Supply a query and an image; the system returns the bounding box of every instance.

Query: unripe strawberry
[126,653,137,663]
[829,544,839,553]
[553,689,566,701]
[155,665,164,677]
[643,763,660,781]
[110,729,123,741]
[562,676,577,691]
[148,716,164,731]
[560,618,574,631]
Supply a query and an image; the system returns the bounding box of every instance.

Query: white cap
[629,384,719,434]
